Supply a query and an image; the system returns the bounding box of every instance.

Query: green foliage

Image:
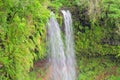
[101,0,120,45]
[50,0,74,7]
[75,24,120,56]
[75,25,102,55]
[102,0,120,19]
[0,0,49,80]
[77,56,120,80]
[72,0,120,57]
[49,0,62,10]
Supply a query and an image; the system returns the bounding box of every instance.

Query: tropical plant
[0,0,49,80]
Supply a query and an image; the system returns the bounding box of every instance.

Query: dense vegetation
[0,0,49,80]
[0,0,120,80]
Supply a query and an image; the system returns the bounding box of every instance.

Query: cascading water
[47,12,68,80]
[61,10,76,80]
[47,10,76,80]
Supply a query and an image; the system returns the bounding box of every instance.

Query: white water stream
[47,10,76,80]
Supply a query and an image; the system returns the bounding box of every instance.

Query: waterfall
[61,10,76,80]
[47,12,68,80]
[47,10,76,80]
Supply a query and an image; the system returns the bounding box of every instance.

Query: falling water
[61,10,76,80]
[47,12,68,80]
[47,11,76,80]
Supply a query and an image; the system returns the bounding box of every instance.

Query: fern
[0,0,50,80]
